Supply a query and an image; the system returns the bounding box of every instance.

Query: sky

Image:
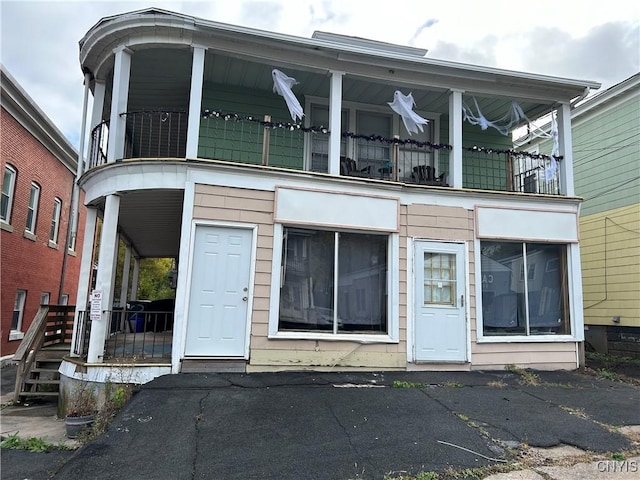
[1,0,639,151]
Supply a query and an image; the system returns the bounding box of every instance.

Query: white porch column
[328,70,344,175]
[90,81,106,131]
[557,102,575,196]
[186,46,206,159]
[130,256,140,300]
[107,46,132,162]
[119,243,132,308]
[87,194,120,363]
[70,207,97,356]
[448,89,464,188]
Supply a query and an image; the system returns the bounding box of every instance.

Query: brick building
[1,66,85,358]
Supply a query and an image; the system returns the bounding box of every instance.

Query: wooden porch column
[107,46,132,162]
[69,207,97,356]
[130,256,140,300]
[448,89,464,188]
[328,70,344,175]
[119,243,132,308]
[186,46,206,159]
[87,194,120,363]
[557,102,575,196]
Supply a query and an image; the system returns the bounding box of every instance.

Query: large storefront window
[279,227,388,334]
[480,241,570,336]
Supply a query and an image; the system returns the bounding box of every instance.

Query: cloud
[428,36,499,67]
[519,22,640,89]
[239,1,283,30]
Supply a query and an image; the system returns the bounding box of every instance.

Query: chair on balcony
[340,156,372,178]
[411,165,447,186]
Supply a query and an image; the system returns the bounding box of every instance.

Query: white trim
[406,237,415,363]
[268,223,399,343]
[186,46,205,159]
[181,220,257,361]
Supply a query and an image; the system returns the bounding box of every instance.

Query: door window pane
[423,252,456,305]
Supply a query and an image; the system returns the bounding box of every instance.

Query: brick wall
[1,107,85,356]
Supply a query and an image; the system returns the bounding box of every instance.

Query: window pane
[26,183,40,232]
[423,253,455,305]
[357,112,391,174]
[50,199,61,243]
[310,105,347,173]
[279,229,335,331]
[525,243,570,335]
[11,290,26,331]
[2,166,16,222]
[337,233,387,333]
[480,242,526,336]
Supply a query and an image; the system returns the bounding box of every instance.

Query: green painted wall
[573,94,640,216]
[439,118,513,190]
[198,82,305,169]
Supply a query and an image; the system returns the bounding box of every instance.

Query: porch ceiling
[104,189,184,259]
[120,48,556,128]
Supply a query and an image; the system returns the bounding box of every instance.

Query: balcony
[87,107,560,195]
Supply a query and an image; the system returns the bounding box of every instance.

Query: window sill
[269,331,398,344]
[67,249,77,257]
[1,222,13,233]
[9,331,24,341]
[476,334,578,343]
[48,240,59,249]
[23,230,37,241]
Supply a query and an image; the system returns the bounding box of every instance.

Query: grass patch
[505,364,540,386]
[444,381,463,388]
[393,380,426,389]
[384,472,439,480]
[487,380,507,388]
[595,369,620,382]
[0,434,72,452]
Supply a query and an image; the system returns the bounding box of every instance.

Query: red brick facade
[1,107,85,357]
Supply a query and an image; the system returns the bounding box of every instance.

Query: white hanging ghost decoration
[272,69,304,122]
[462,98,526,136]
[388,90,429,135]
[544,114,560,181]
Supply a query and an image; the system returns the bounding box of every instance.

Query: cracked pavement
[12,370,640,479]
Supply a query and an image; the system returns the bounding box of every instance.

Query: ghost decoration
[544,114,560,181]
[462,98,527,136]
[272,69,304,122]
[388,91,429,135]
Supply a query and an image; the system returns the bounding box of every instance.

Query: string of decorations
[201,108,562,162]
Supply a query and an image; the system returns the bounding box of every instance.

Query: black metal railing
[89,121,109,169]
[73,310,91,357]
[511,155,560,195]
[122,110,187,159]
[104,308,173,360]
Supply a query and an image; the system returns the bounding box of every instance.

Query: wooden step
[25,379,60,385]
[31,367,60,374]
[19,391,59,398]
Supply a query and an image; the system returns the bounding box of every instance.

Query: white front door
[185,225,252,357]
[414,241,467,362]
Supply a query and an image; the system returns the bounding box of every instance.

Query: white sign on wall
[90,290,103,321]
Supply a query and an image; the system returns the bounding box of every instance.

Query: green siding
[440,118,513,190]
[573,94,640,216]
[198,82,305,169]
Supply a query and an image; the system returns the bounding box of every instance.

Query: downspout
[59,71,91,303]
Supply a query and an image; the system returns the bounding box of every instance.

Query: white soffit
[275,186,399,232]
[475,206,579,243]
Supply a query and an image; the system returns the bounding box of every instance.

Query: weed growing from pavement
[505,364,540,386]
[392,380,426,388]
[486,380,507,388]
[0,434,73,452]
[444,381,463,388]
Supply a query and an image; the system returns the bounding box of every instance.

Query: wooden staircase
[13,305,74,403]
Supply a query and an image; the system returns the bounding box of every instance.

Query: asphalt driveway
[45,370,639,480]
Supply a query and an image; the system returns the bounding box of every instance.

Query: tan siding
[471,342,577,370]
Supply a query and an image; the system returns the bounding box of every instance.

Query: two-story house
[62,8,601,387]
[1,66,85,359]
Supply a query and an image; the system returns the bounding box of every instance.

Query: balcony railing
[86,108,561,195]
[73,309,172,362]
[123,110,187,159]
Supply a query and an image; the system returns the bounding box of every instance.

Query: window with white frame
[41,292,50,305]
[11,290,27,333]
[309,104,348,173]
[26,182,41,233]
[49,197,62,244]
[279,227,388,334]
[60,294,69,305]
[480,241,570,336]
[1,164,17,223]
